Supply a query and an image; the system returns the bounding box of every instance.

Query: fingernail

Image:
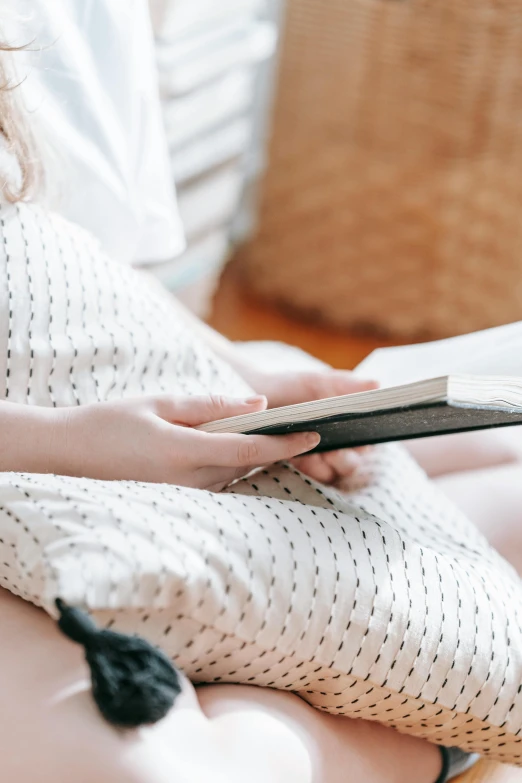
[244,395,267,405]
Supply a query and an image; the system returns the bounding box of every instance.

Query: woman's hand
[248,367,378,409]
[163,301,376,484]
[241,367,379,485]
[51,394,320,490]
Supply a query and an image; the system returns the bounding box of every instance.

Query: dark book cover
[242,401,522,452]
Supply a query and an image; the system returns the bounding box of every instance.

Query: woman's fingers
[309,371,379,400]
[194,431,321,491]
[262,370,380,409]
[291,453,337,484]
[291,371,379,404]
[149,394,371,488]
[200,430,321,468]
[292,447,372,485]
[154,394,268,426]
[322,448,362,475]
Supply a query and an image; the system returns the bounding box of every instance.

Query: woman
[0,2,519,781]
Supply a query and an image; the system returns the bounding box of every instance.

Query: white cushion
[0,202,520,764]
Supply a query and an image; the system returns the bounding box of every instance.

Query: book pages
[355,322,522,387]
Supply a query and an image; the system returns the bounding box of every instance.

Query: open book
[200,323,522,451]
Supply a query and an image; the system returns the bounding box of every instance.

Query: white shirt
[7,0,185,265]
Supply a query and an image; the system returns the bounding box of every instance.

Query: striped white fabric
[0,202,521,764]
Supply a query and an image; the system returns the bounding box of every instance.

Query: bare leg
[406,429,522,478]
[435,464,522,574]
[0,589,442,783]
[9,432,520,782]
[406,430,522,574]
[197,684,442,783]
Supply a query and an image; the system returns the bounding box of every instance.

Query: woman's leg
[435,463,522,574]
[406,429,522,478]
[197,684,443,783]
[0,588,442,783]
[406,430,522,574]
[0,587,307,783]
[0,588,189,783]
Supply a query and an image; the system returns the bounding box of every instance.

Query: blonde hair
[0,43,39,202]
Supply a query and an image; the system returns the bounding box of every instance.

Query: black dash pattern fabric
[0,203,521,763]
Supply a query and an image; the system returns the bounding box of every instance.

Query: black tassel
[55,598,182,728]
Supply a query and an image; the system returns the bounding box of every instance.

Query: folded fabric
[157,21,276,96]
[171,120,252,184]
[163,71,254,149]
[152,0,266,43]
[177,165,244,240]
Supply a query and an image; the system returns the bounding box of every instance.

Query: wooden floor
[208,260,400,369]
[208,262,522,783]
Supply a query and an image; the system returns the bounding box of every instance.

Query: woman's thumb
[155,394,267,426]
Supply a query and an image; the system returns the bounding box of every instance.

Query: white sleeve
[12,0,185,266]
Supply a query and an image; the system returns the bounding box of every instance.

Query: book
[199,375,522,450]
[353,320,522,386]
[199,323,522,450]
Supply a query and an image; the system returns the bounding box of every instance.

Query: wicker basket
[238,0,522,338]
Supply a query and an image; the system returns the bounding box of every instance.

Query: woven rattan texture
[240,0,522,338]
